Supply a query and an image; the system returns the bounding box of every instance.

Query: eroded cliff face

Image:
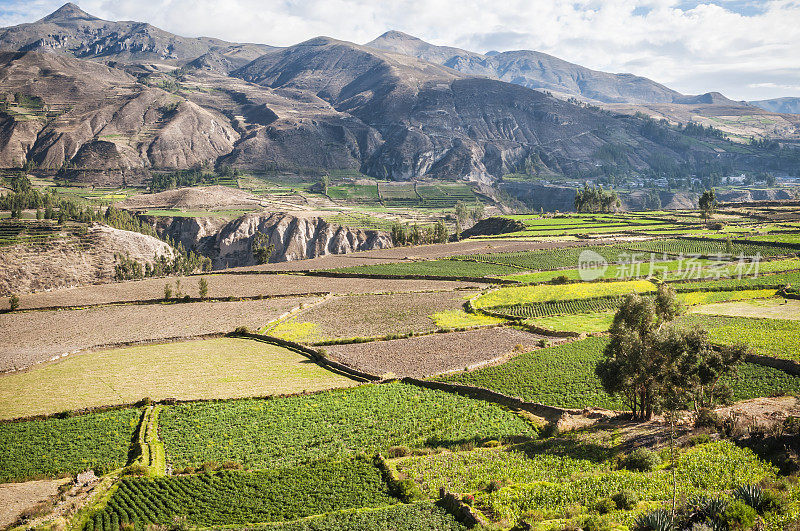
[150,212,392,269]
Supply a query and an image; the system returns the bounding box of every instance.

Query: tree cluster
[391,220,449,246]
[574,183,620,213]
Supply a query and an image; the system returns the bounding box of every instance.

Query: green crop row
[159,383,538,471]
[472,280,656,309]
[450,245,635,271]
[236,502,468,530]
[84,458,397,529]
[671,270,800,292]
[329,259,520,277]
[0,408,141,483]
[435,337,800,409]
[625,238,797,258]
[490,296,625,319]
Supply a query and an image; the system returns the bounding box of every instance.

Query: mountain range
[0,3,797,188]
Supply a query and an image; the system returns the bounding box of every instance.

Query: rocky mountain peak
[38,2,98,23]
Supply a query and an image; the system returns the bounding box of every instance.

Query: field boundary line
[235,332,382,382]
[3,291,331,314]
[258,293,332,334]
[310,323,508,347]
[402,377,612,429]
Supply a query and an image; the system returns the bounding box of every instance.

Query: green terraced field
[0,408,141,482]
[436,337,800,408]
[159,383,538,470]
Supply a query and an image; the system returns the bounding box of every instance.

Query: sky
[0,0,798,101]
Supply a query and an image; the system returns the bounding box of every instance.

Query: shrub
[733,484,763,511]
[9,294,19,311]
[122,464,148,476]
[689,434,712,446]
[612,489,639,510]
[198,277,208,299]
[721,500,756,530]
[695,408,722,429]
[395,478,423,502]
[233,326,249,335]
[622,448,661,472]
[581,514,610,531]
[552,275,570,285]
[386,446,412,458]
[164,283,172,300]
[221,461,242,470]
[633,510,672,531]
[594,497,616,514]
[538,338,549,348]
[485,479,506,493]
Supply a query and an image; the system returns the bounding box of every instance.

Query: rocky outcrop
[150,212,392,269]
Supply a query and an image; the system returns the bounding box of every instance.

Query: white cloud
[0,0,798,100]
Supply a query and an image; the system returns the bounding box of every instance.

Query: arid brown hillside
[0,223,174,295]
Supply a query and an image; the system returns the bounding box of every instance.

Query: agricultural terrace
[471,280,657,310]
[0,338,358,420]
[324,327,547,378]
[0,408,140,483]
[392,441,778,527]
[691,297,800,320]
[241,502,468,530]
[0,297,315,371]
[86,458,399,528]
[265,291,479,342]
[436,337,800,409]
[159,383,539,470]
[678,314,800,362]
[1,273,479,311]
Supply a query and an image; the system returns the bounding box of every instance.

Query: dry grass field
[1,274,480,311]
[0,337,358,419]
[0,297,315,372]
[691,298,800,320]
[268,291,479,342]
[325,327,554,378]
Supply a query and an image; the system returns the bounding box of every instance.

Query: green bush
[612,489,639,510]
[9,293,19,311]
[695,408,721,428]
[581,514,610,531]
[594,497,616,514]
[395,478,424,502]
[622,448,661,472]
[721,500,757,530]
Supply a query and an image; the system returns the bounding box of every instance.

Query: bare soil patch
[3,274,479,311]
[280,291,479,341]
[117,186,261,210]
[230,238,593,272]
[0,478,66,528]
[0,297,314,372]
[325,327,549,378]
